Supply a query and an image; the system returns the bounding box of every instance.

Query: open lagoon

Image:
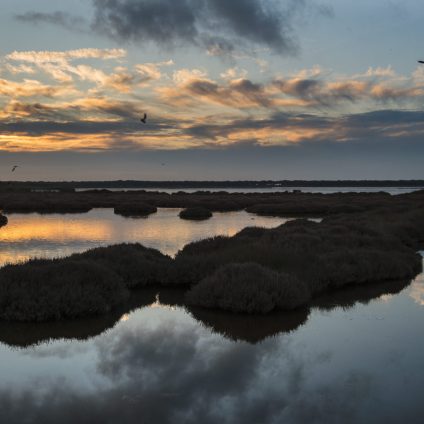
[0,209,423,423]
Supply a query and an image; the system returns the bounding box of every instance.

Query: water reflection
[0,290,157,348]
[0,208,285,265]
[0,213,424,422]
[0,277,412,349]
[1,274,424,424]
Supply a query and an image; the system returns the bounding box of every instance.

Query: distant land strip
[1,180,424,190]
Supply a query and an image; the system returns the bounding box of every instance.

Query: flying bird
[11,165,18,172]
[140,113,147,124]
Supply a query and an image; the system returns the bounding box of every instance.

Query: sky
[0,0,424,181]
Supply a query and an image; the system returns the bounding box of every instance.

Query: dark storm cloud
[17,0,330,55]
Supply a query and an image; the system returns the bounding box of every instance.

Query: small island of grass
[114,203,157,217]
[0,213,7,227]
[179,207,213,221]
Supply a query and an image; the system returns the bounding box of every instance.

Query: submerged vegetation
[0,189,423,321]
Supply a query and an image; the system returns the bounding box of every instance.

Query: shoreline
[0,188,422,216]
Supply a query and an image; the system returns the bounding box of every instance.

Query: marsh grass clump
[0,213,7,227]
[176,209,424,304]
[71,243,173,288]
[0,260,128,322]
[179,207,212,221]
[114,203,157,217]
[186,263,311,313]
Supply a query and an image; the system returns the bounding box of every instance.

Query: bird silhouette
[140,113,147,124]
[418,61,424,64]
[11,165,18,172]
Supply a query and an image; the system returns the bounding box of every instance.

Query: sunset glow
[1,0,423,179]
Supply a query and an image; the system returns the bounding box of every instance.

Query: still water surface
[0,210,423,423]
[0,208,285,265]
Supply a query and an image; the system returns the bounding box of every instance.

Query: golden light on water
[0,209,285,266]
[0,215,111,243]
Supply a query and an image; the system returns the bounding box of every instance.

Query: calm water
[0,210,423,423]
[0,208,286,265]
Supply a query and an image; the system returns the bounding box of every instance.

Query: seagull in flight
[140,113,147,124]
[11,165,18,172]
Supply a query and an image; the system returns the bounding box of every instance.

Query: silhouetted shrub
[179,207,212,220]
[114,203,157,217]
[186,263,311,313]
[71,243,173,288]
[0,213,7,227]
[0,260,129,322]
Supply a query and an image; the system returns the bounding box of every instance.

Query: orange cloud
[0,78,72,98]
[6,48,126,64]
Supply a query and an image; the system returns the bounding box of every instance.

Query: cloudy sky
[1,0,424,180]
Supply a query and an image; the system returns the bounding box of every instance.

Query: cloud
[3,64,36,75]
[0,312,381,424]
[5,49,171,92]
[135,60,174,83]
[2,100,424,153]
[363,66,396,78]
[15,11,86,31]
[15,1,334,56]
[6,48,126,64]
[158,67,424,111]
[89,0,320,55]
[272,75,424,106]
[160,72,276,109]
[0,78,71,98]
